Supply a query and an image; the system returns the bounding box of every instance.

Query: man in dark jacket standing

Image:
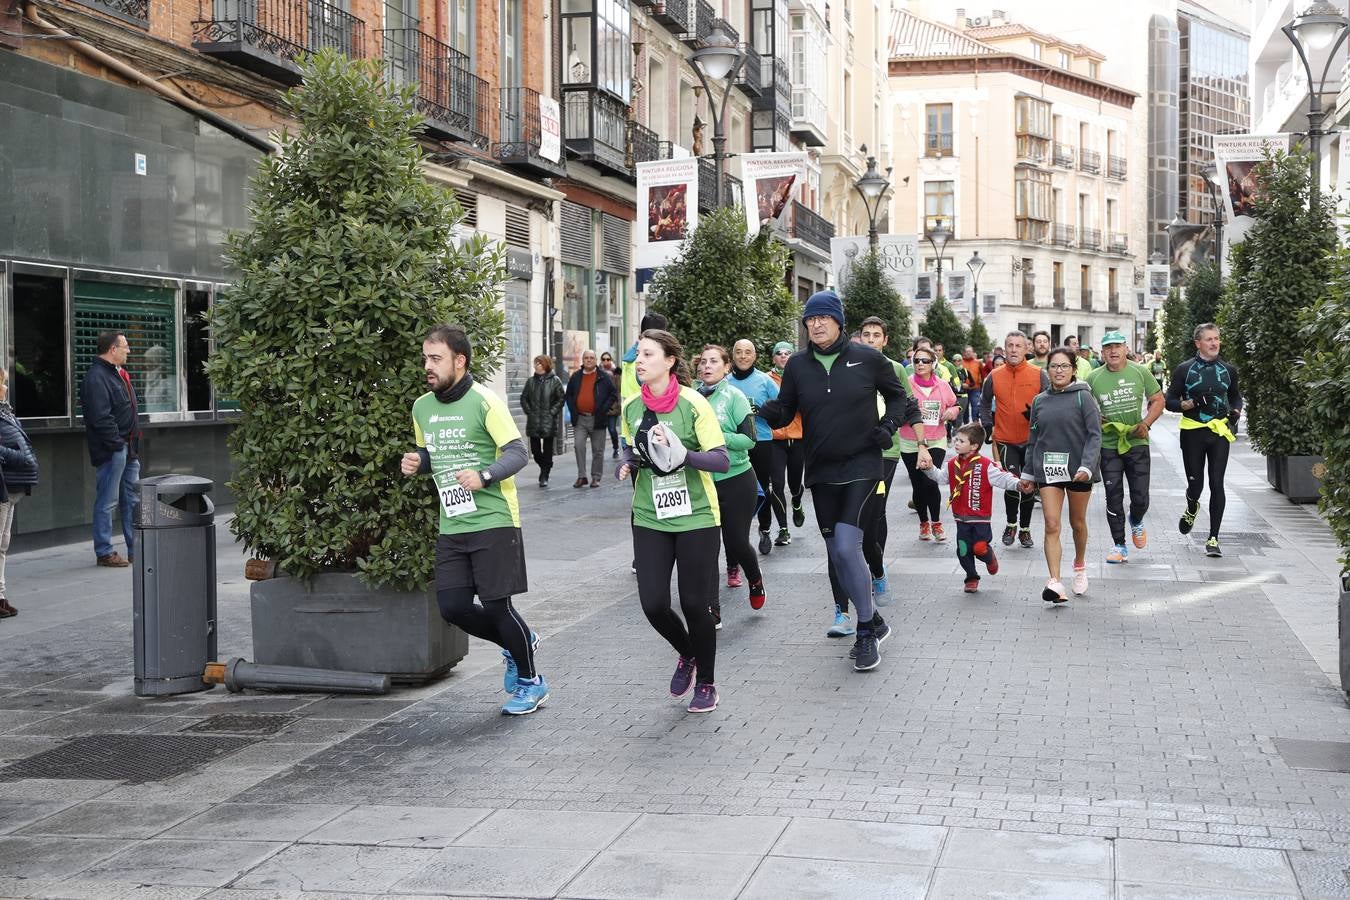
[81,331,140,567]
[564,349,619,488]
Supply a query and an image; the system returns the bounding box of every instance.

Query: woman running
[1020,347,1103,603]
[768,341,806,529]
[899,350,960,542]
[618,330,729,712]
[697,344,767,624]
[1165,323,1242,557]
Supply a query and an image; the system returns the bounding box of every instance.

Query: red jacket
[924,452,1023,522]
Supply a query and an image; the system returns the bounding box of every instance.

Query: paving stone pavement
[0,415,1347,898]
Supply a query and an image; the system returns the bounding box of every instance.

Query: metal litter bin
[133,475,217,696]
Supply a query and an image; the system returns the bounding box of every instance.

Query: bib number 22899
[433,470,478,518]
[651,471,692,520]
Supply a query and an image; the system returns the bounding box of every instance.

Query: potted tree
[841,249,911,359]
[1217,148,1332,502]
[205,51,507,682]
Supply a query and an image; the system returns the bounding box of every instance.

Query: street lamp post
[966,251,986,319]
[1201,163,1225,265]
[1282,1,1350,214]
[925,217,953,302]
[853,146,892,250]
[690,25,747,209]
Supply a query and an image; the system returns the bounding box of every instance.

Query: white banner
[1339,134,1350,244]
[741,151,808,235]
[1146,264,1169,308]
[635,158,699,271]
[1213,133,1290,253]
[830,234,918,298]
[538,96,561,164]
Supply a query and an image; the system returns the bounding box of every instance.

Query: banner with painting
[635,158,700,270]
[741,151,808,235]
[1212,133,1290,259]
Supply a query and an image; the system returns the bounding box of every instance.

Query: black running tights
[1180,427,1230,538]
[901,448,947,524]
[772,438,805,505]
[863,457,901,578]
[633,525,719,684]
[436,589,535,680]
[717,468,763,583]
[750,441,786,530]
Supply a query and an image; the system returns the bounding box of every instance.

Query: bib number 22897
[433,470,478,518]
[651,471,692,520]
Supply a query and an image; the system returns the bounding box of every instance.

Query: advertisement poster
[740,151,808,235]
[1169,223,1211,284]
[831,235,918,298]
[1212,133,1290,253]
[635,158,699,270]
[1146,264,1170,308]
[538,96,561,163]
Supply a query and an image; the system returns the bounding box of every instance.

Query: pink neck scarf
[642,375,681,414]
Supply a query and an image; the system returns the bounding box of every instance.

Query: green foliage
[1160,288,1190,374]
[840,250,910,360]
[966,313,992,355]
[1183,261,1222,340]
[204,50,506,590]
[1301,240,1350,571]
[1218,148,1332,457]
[919,295,966,351]
[649,208,796,361]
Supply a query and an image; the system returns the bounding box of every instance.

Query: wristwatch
[479,469,493,486]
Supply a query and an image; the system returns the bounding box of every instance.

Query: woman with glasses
[898,351,960,541]
[599,352,622,458]
[1020,348,1103,603]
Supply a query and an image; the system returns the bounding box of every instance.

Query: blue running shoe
[827,609,855,637]
[873,570,890,607]
[502,676,549,715]
[503,631,541,693]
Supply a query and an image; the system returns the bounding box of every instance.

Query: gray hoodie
[1024,381,1102,484]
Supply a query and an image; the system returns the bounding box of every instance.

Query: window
[449,0,473,59]
[12,271,68,420]
[1031,42,1042,60]
[562,0,632,101]
[1015,168,1051,221]
[72,279,179,416]
[925,103,953,156]
[500,0,521,88]
[1058,50,1070,68]
[924,181,954,232]
[185,286,213,412]
[1089,60,1099,79]
[1014,96,1050,138]
[562,263,590,335]
[1106,198,1118,232]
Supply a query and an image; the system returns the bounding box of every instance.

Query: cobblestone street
[0,416,1346,898]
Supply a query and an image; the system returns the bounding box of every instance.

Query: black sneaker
[792,498,805,528]
[853,628,880,671]
[1002,525,1017,546]
[774,527,792,546]
[1018,529,1035,549]
[710,606,723,630]
[758,530,773,555]
[1205,537,1222,557]
[870,614,891,644]
[1179,503,1198,535]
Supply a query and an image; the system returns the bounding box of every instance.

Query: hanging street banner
[829,234,919,299]
[741,151,808,235]
[1146,264,1169,309]
[538,96,562,163]
[635,158,699,271]
[1212,133,1290,256]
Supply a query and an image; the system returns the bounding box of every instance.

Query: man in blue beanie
[760,290,921,672]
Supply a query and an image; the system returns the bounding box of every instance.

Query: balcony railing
[697,157,717,210]
[495,86,567,178]
[564,87,630,178]
[1079,149,1101,174]
[1108,232,1129,254]
[735,43,762,97]
[1050,223,1074,247]
[1108,291,1121,313]
[1053,142,1074,167]
[193,0,366,83]
[925,132,954,157]
[1082,288,1095,306]
[790,201,835,254]
[629,120,660,166]
[681,0,716,47]
[651,0,690,34]
[381,28,489,146]
[1078,227,1101,249]
[1053,287,1066,309]
[791,86,827,146]
[74,0,149,27]
[1107,155,1127,179]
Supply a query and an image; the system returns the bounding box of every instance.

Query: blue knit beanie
[802,289,845,328]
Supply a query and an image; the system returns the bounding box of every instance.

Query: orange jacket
[768,370,802,440]
[981,360,1047,445]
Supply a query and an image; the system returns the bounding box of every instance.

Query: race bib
[1042,452,1071,483]
[651,470,692,520]
[433,470,478,518]
[920,400,941,427]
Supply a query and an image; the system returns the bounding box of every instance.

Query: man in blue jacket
[80,331,140,567]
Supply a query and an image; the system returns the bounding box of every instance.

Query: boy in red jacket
[920,424,1025,593]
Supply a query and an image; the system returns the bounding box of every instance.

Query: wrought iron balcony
[1108,232,1129,254]
[1053,142,1074,167]
[697,157,717,211]
[73,0,149,28]
[1107,154,1127,179]
[1078,149,1101,174]
[1082,288,1095,306]
[380,28,490,146]
[790,201,834,255]
[564,87,630,179]
[1108,291,1121,313]
[629,120,660,167]
[682,0,715,47]
[1050,223,1075,247]
[1078,227,1101,249]
[1053,287,1066,309]
[651,0,691,35]
[735,43,762,97]
[193,0,365,84]
[495,86,567,179]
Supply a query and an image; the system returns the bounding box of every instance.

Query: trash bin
[133,475,217,697]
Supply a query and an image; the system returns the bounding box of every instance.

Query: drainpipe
[21,2,275,155]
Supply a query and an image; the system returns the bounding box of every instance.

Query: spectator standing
[564,349,618,489]
[80,330,140,568]
[519,355,565,487]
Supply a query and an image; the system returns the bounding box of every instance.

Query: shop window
[12,272,68,419]
[72,279,178,415]
[185,287,212,412]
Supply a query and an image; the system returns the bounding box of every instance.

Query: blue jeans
[93,446,140,559]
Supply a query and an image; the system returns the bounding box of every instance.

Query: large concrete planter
[1280,455,1325,504]
[1266,454,1285,493]
[250,573,466,685]
[1340,575,1350,701]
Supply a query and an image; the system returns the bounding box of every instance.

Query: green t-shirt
[814,350,839,373]
[412,383,522,534]
[882,359,913,460]
[1030,358,1048,369]
[621,385,726,532]
[1085,361,1161,449]
[703,379,754,481]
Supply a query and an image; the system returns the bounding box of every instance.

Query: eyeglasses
[773,350,791,355]
[1048,363,1074,371]
[913,358,934,365]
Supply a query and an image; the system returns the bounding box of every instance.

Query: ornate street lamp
[966,251,986,318]
[1282,1,1350,214]
[1202,162,1225,264]
[690,24,747,209]
[853,145,892,250]
[925,217,953,302]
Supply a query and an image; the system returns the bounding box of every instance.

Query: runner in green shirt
[1084,329,1164,564]
[401,325,546,716]
[618,329,729,713]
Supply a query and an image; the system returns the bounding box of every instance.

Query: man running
[401,325,546,715]
[980,330,1049,548]
[1029,330,1052,369]
[729,339,784,552]
[858,316,914,595]
[761,291,920,671]
[1086,329,1163,564]
[1165,323,1242,557]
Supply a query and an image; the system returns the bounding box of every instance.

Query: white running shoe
[1071,565,1088,596]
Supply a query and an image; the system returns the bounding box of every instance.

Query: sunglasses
[913,357,934,365]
